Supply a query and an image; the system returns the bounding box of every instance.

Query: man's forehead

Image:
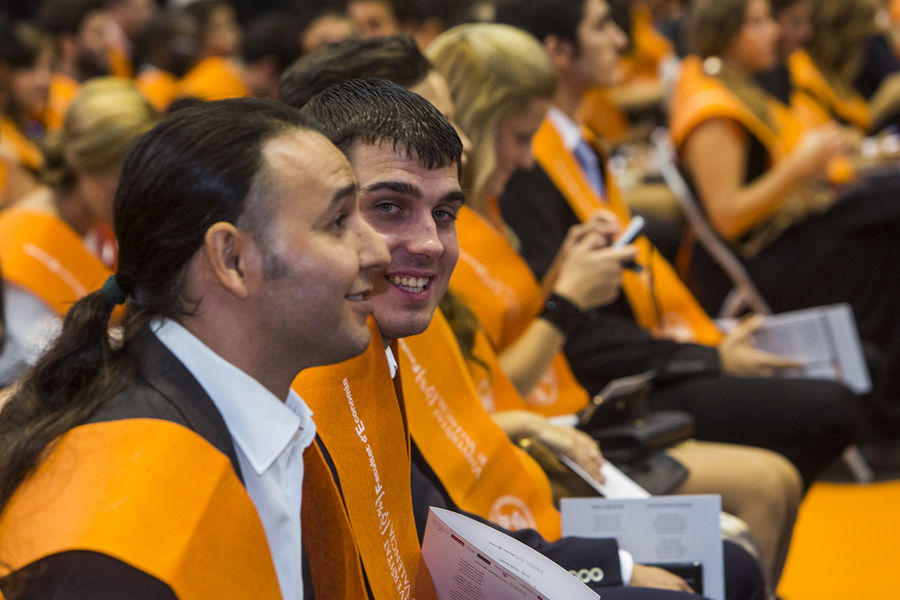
[264,130,355,189]
[349,141,460,182]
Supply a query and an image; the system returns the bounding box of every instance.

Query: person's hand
[533,423,605,482]
[556,210,621,261]
[630,564,696,592]
[553,237,637,311]
[718,314,802,377]
[792,123,849,178]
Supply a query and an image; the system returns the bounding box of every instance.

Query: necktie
[573,139,605,198]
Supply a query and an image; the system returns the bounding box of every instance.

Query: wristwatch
[539,293,584,337]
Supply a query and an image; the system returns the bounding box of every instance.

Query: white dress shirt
[154,318,315,600]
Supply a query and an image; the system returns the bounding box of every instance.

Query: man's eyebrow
[441,190,467,205]
[361,180,422,198]
[330,183,358,207]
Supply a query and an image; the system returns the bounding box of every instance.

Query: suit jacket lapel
[126,325,244,483]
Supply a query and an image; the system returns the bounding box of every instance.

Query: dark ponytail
[0,98,309,516]
[0,290,145,512]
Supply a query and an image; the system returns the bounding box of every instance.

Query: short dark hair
[278,35,431,109]
[0,20,48,69]
[769,0,804,16]
[183,0,232,34]
[297,77,462,173]
[38,0,105,37]
[494,0,584,46]
[241,11,302,71]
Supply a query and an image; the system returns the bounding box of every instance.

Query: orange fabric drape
[137,67,179,112]
[0,419,282,598]
[670,57,793,158]
[467,326,537,414]
[178,57,250,101]
[787,49,871,131]
[0,117,44,173]
[620,2,673,84]
[301,442,370,599]
[108,46,134,79]
[451,205,592,415]
[579,88,631,145]
[0,209,111,315]
[292,319,438,600]
[398,309,561,540]
[42,73,80,132]
[534,113,721,345]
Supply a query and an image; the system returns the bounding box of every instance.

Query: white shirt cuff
[619,549,634,584]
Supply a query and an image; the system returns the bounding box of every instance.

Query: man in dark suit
[0,98,389,598]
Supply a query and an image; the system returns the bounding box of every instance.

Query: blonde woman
[0,78,155,383]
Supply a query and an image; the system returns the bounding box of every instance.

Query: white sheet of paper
[560,495,724,600]
[717,303,870,393]
[557,455,651,499]
[422,507,599,600]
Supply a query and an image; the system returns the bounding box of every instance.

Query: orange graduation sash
[620,3,673,84]
[301,442,370,599]
[292,320,438,600]
[533,114,722,345]
[398,309,562,540]
[137,67,179,112]
[0,419,281,598]
[42,73,79,132]
[580,88,631,145]
[788,49,871,131]
[670,57,791,160]
[0,208,111,315]
[178,57,250,101]
[0,117,44,174]
[451,205,592,414]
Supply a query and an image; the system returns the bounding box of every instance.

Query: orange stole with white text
[0,209,111,315]
[398,309,561,540]
[451,205,591,415]
[533,117,722,345]
[292,320,437,600]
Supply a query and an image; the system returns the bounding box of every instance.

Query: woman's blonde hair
[427,23,556,210]
[43,77,156,188]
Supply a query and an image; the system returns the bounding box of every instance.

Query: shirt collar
[547,106,585,152]
[152,318,311,476]
[385,346,398,379]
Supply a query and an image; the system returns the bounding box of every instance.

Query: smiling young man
[0,98,390,599]
[494,0,860,495]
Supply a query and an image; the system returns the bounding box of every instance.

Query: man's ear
[203,222,258,299]
[544,34,575,70]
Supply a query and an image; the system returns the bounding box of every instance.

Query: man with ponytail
[0,98,389,598]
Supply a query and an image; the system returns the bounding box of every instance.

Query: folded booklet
[719,303,870,393]
[422,507,599,600]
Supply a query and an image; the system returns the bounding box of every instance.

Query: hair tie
[101,274,128,305]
